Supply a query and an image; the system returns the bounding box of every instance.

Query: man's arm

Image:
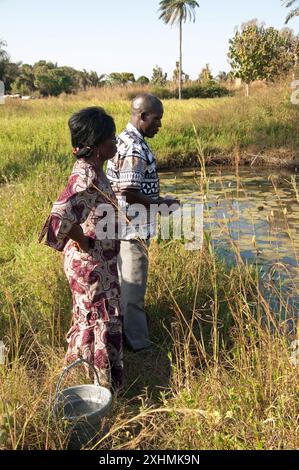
[121,188,180,208]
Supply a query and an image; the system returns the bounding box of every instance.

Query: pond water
[160,166,299,323]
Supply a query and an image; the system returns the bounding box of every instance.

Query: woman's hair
[68,107,116,158]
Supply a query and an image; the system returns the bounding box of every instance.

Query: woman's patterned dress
[39,159,123,389]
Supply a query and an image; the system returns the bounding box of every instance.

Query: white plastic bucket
[53,358,112,449]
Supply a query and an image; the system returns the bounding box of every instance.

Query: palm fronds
[159,0,199,26]
[282,0,299,23]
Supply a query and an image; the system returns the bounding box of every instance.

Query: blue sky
[0,0,298,79]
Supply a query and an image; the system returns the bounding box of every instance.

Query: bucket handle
[53,358,102,412]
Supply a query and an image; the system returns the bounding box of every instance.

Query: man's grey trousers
[118,239,151,351]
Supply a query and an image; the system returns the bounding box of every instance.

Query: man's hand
[162,198,181,207]
[159,195,181,207]
[120,189,181,213]
[158,195,181,215]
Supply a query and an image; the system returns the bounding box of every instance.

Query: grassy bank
[1,82,299,185]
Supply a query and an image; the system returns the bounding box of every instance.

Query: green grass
[1,82,299,184]
[0,82,298,450]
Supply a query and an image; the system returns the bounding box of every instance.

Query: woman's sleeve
[39,165,98,252]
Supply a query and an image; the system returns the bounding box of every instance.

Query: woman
[39,107,123,390]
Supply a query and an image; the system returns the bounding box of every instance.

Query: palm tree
[0,39,9,81]
[283,0,299,24]
[159,0,199,99]
[88,71,106,88]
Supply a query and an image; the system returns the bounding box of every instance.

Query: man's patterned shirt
[106,123,160,240]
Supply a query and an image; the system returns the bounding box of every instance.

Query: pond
[160,166,299,325]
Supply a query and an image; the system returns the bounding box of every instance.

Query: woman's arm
[40,164,99,252]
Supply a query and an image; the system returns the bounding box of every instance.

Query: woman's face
[98,133,117,161]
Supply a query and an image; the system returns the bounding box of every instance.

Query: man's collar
[126,122,145,141]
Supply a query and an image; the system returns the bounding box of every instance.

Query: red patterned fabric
[40,159,123,389]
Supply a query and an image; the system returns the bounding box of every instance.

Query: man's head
[131,94,163,138]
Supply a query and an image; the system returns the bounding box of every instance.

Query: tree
[279,27,299,78]
[159,0,199,99]
[228,21,299,96]
[33,60,57,71]
[78,69,92,91]
[2,62,21,92]
[0,39,9,81]
[108,72,135,85]
[34,63,78,96]
[10,64,35,95]
[217,71,229,82]
[32,61,56,95]
[120,72,135,84]
[283,0,299,24]
[151,65,167,86]
[172,61,189,84]
[198,64,213,84]
[89,71,106,87]
[136,75,150,85]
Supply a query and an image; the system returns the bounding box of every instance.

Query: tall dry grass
[0,166,298,449]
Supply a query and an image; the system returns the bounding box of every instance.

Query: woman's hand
[68,225,91,253]
[77,236,91,253]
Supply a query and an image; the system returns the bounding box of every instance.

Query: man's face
[141,106,164,138]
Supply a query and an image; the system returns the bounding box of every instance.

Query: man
[106,93,179,352]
